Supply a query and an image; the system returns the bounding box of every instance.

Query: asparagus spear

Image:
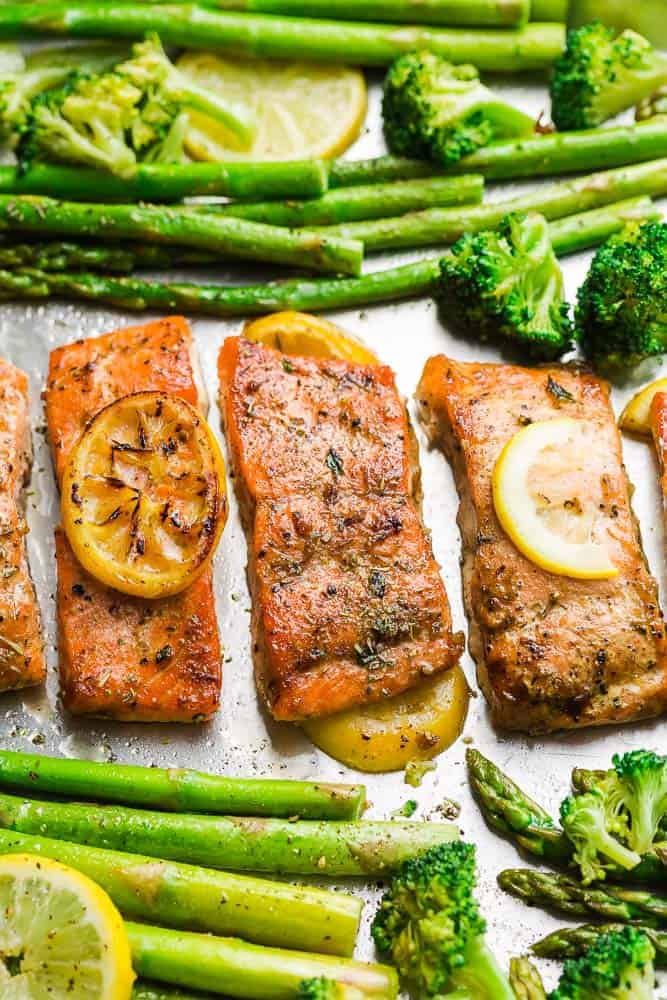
[0,5,566,72]
[128,923,397,998]
[0,749,366,820]
[0,196,363,276]
[530,0,568,19]
[313,157,667,251]
[0,791,459,875]
[0,161,329,201]
[0,827,361,955]
[196,175,485,227]
[532,923,667,967]
[508,957,547,1000]
[140,0,531,27]
[0,196,655,313]
[134,987,214,1000]
[0,241,217,273]
[498,868,667,926]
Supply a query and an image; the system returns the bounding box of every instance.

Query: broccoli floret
[560,791,642,885]
[17,34,253,177]
[550,22,667,130]
[636,85,667,120]
[549,926,655,1000]
[609,750,667,855]
[371,841,515,999]
[437,212,573,360]
[297,979,364,1000]
[575,220,667,370]
[382,50,534,165]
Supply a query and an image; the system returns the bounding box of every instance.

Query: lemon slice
[177,52,366,161]
[492,418,618,580]
[619,377,667,436]
[244,311,379,365]
[0,853,134,999]
[62,391,227,599]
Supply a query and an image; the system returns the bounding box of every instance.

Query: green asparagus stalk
[0,828,360,955]
[127,923,397,998]
[0,196,363,276]
[0,196,655,313]
[532,923,667,967]
[0,161,329,201]
[0,241,217,273]
[0,749,366,820]
[0,791,459,875]
[196,175,485,227]
[313,157,667,252]
[530,0,568,19]
[329,156,436,188]
[508,957,547,1000]
[134,987,214,1000]
[0,5,566,72]
[139,0,530,27]
[498,868,667,926]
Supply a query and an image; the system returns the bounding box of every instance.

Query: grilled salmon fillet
[218,336,463,722]
[45,317,221,722]
[417,356,667,733]
[0,359,45,691]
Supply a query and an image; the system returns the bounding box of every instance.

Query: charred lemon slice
[620,377,667,436]
[492,417,618,580]
[62,392,227,599]
[243,312,379,365]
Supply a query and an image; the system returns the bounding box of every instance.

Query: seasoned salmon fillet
[417,356,667,733]
[45,317,221,722]
[0,359,44,691]
[218,336,462,721]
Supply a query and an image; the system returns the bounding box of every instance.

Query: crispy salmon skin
[45,317,221,722]
[0,359,44,691]
[218,336,462,722]
[417,356,667,733]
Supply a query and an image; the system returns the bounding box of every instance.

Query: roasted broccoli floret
[297,979,363,1000]
[382,50,534,165]
[437,212,573,360]
[575,220,667,370]
[17,34,253,177]
[560,791,641,886]
[550,21,667,130]
[549,926,656,1000]
[608,750,667,855]
[636,85,667,120]
[371,841,515,999]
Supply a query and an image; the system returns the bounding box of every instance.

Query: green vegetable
[371,841,515,999]
[382,50,534,165]
[498,868,667,926]
[637,89,667,121]
[0,790,459,875]
[550,21,667,130]
[127,922,397,999]
[437,212,573,360]
[576,220,667,370]
[530,0,568,19]
[0,240,216,272]
[0,827,361,955]
[560,792,641,885]
[133,986,215,1000]
[548,926,655,1000]
[297,978,364,999]
[0,195,363,275]
[0,6,566,72]
[608,751,667,855]
[0,749,366,820]
[533,924,667,968]
[509,956,547,1000]
[17,34,253,177]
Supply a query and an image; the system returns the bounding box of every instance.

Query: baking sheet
[0,71,666,994]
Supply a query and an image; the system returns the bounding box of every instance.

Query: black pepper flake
[546,376,574,403]
[325,448,344,477]
[156,644,174,664]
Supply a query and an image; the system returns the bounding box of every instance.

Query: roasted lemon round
[62,391,227,599]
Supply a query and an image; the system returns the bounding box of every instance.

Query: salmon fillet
[417,355,667,733]
[0,359,44,691]
[218,336,463,722]
[45,317,221,722]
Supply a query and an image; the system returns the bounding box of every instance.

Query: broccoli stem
[0,5,565,72]
[312,157,667,251]
[571,770,667,841]
[0,195,363,275]
[498,869,667,927]
[138,0,531,28]
[0,160,329,201]
[0,197,655,312]
[167,77,255,147]
[194,175,485,227]
[452,936,516,1000]
[532,923,667,967]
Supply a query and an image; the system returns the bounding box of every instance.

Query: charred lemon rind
[243,312,379,366]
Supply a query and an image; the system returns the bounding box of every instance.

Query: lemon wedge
[492,418,618,580]
[0,853,134,999]
[244,311,379,365]
[62,391,227,599]
[619,377,667,436]
[177,52,366,161]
